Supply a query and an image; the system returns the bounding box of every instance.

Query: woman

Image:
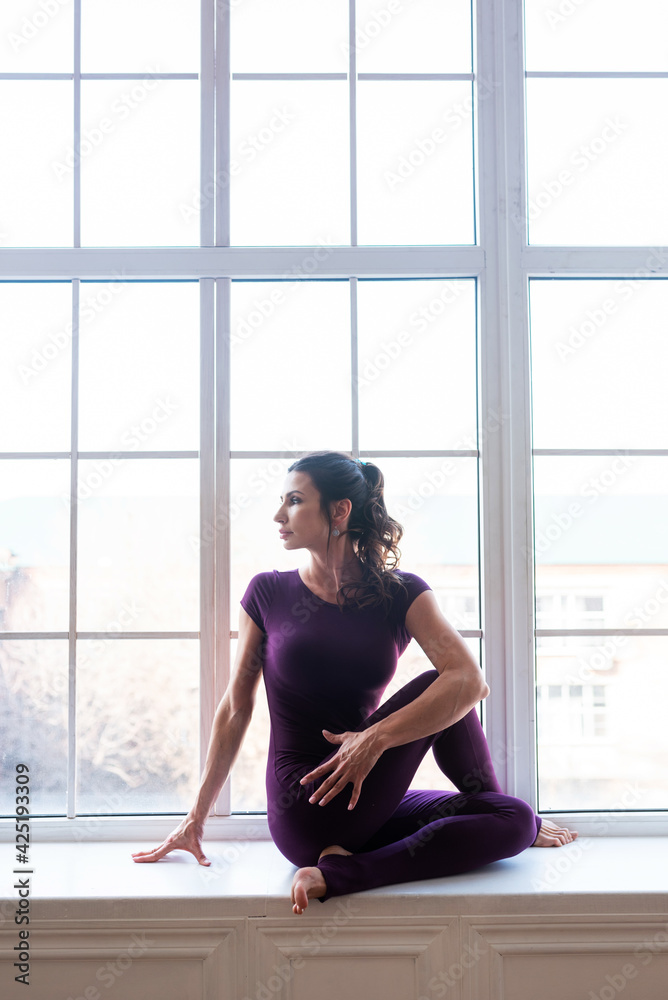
[132,451,577,914]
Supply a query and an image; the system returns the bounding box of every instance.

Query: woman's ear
[331,497,353,524]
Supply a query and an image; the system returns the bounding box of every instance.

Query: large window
[1,0,666,839]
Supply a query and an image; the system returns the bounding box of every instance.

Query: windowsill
[2,837,667,920]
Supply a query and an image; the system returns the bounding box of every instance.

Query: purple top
[240,567,432,787]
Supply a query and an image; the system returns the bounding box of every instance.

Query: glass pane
[0,460,70,632]
[0,0,74,72]
[231,449,481,811]
[80,80,200,247]
[78,281,199,451]
[230,457,304,631]
[357,279,477,451]
[230,281,351,451]
[230,81,349,245]
[0,640,68,816]
[356,0,472,74]
[230,456,479,629]
[0,282,72,451]
[230,633,486,811]
[357,81,475,245]
[537,636,668,810]
[525,0,668,72]
[526,79,668,246]
[0,82,72,247]
[534,457,668,629]
[386,638,482,794]
[379,456,480,629]
[76,638,198,813]
[530,279,668,450]
[231,0,348,73]
[230,638,271,812]
[81,0,200,73]
[77,459,199,631]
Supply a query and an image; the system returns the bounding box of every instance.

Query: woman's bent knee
[503,795,539,852]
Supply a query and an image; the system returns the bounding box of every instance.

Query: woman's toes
[291,866,326,915]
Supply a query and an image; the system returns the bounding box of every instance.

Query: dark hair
[286,451,406,613]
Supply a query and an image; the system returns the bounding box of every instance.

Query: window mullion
[201,0,215,248]
[214,277,232,817]
[216,0,231,249]
[67,280,79,819]
[200,278,216,806]
[73,0,81,249]
[349,0,358,247]
[476,0,535,803]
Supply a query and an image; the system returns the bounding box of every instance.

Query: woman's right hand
[131,814,211,866]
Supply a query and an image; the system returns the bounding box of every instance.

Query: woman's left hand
[299,727,385,810]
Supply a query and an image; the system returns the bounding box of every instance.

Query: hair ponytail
[286,451,406,613]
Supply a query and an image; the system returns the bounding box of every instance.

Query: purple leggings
[267,670,541,902]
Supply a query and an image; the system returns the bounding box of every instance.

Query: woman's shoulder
[242,568,301,600]
[240,569,299,631]
[386,568,433,619]
[390,568,433,595]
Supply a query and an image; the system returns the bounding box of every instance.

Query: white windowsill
[2,811,668,843]
[2,837,667,921]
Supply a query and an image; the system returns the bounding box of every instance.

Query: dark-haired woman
[133,451,577,913]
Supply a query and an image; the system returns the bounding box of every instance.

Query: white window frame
[1,0,666,842]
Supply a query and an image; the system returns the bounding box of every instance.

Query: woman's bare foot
[532,818,578,847]
[291,845,353,915]
[291,867,327,914]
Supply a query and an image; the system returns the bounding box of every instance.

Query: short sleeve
[396,571,432,617]
[392,570,433,650]
[240,571,277,633]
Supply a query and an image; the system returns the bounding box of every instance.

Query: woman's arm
[301,590,489,809]
[370,589,489,750]
[131,607,265,864]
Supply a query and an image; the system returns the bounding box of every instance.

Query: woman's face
[273,471,331,550]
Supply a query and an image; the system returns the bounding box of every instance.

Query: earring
[332,527,340,537]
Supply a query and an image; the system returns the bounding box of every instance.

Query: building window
[1,1,666,836]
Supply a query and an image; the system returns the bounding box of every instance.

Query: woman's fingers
[312,773,351,807]
[131,822,210,865]
[300,759,336,785]
[131,844,171,862]
[301,729,382,807]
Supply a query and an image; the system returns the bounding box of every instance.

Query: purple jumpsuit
[241,568,540,902]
